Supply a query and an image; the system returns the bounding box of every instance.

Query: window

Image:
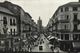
[61,34,63,39]
[13,19,16,26]
[64,24,66,30]
[74,24,77,31]
[29,26,31,31]
[1,41,4,44]
[64,24,67,30]
[64,24,69,30]
[10,29,12,35]
[14,29,15,36]
[61,8,63,12]
[39,46,43,50]
[66,15,69,20]
[26,25,29,31]
[3,17,7,25]
[57,34,59,37]
[73,13,77,21]
[15,39,19,42]
[10,19,12,25]
[65,7,69,11]
[65,34,69,40]
[41,39,43,41]
[43,41,44,43]
[0,40,5,46]
[79,34,80,40]
[73,34,78,40]
[40,41,42,44]
[73,7,78,11]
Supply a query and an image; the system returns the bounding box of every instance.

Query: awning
[73,42,80,48]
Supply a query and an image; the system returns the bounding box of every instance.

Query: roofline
[51,2,80,19]
[25,12,32,18]
[0,11,17,17]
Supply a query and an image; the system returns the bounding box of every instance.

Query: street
[0,0,80,53]
[31,34,68,53]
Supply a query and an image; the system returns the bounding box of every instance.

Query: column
[70,34,73,40]
[63,34,65,40]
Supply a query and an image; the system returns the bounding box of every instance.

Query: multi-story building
[47,0,80,51]
[0,5,18,51]
[46,18,54,36]
[0,1,38,51]
[21,12,38,51]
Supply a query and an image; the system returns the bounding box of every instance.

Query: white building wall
[32,34,52,52]
[0,13,17,35]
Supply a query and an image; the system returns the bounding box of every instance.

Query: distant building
[37,17,43,34]
[47,0,80,51]
[46,18,54,36]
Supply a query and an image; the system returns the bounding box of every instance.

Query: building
[0,4,18,51]
[0,1,38,51]
[47,0,80,51]
[46,18,54,36]
[37,17,43,34]
[21,12,38,51]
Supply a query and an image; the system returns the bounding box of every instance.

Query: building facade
[47,0,80,51]
[21,12,38,51]
[0,1,38,51]
[37,17,43,34]
[0,5,18,51]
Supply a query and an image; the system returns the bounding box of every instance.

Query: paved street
[31,34,68,53]
[31,34,52,52]
[0,0,80,53]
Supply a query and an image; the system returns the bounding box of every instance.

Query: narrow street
[0,0,80,53]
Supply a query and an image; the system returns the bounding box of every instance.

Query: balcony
[22,30,30,32]
[73,19,80,25]
[57,19,70,23]
[57,29,70,33]
[0,34,6,39]
[55,18,70,23]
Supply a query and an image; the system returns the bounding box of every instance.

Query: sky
[1,0,78,26]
